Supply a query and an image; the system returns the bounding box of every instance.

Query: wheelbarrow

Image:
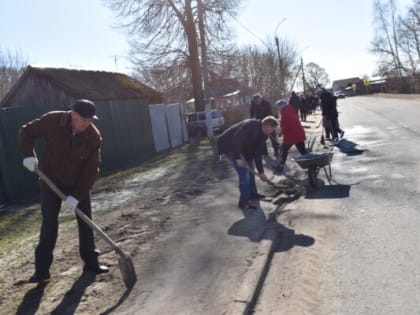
[293,152,334,187]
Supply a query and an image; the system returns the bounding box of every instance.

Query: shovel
[242,164,282,188]
[35,168,137,289]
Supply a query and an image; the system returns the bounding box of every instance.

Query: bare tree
[304,62,330,91]
[398,0,420,76]
[370,0,405,77]
[103,0,241,111]
[232,38,298,102]
[199,0,240,95]
[0,48,27,102]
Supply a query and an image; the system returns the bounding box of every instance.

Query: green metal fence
[0,100,156,204]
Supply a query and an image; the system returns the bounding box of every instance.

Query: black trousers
[34,186,99,275]
[280,142,308,164]
[325,116,340,140]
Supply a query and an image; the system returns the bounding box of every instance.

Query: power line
[226,12,269,48]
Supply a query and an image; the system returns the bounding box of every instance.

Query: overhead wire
[225,11,270,49]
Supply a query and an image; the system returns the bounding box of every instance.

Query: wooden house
[0,65,162,108]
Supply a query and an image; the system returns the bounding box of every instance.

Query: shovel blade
[118,254,137,289]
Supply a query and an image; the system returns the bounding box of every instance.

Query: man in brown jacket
[20,99,108,283]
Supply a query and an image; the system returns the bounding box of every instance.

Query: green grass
[0,206,41,251]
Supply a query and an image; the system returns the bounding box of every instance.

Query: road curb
[224,228,280,315]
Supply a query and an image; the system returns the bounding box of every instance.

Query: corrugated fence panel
[0,100,179,203]
[94,100,155,173]
[180,103,188,141]
[149,104,170,152]
[166,103,185,148]
[0,106,54,202]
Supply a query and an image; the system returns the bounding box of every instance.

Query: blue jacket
[217,119,267,173]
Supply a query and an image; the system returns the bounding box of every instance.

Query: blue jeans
[229,156,257,202]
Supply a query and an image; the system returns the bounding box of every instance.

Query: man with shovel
[217,116,278,209]
[20,99,109,283]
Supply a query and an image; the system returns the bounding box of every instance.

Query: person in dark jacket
[299,94,308,122]
[217,116,278,209]
[319,88,344,142]
[249,94,279,156]
[19,99,109,283]
[289,91,301,114]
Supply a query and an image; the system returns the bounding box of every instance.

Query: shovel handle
[35,168,125,257]
[241,164,278,187]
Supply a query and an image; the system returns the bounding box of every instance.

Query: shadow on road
[50,272,96,315]
[100,286,134,315]
[336,138,365,156]
[228,207,269,242]
[228,205,315,252]
[305,184,351,199]
[16,282,48,315]
[274,226,315,253]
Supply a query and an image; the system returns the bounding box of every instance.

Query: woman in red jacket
[275,100,308,172]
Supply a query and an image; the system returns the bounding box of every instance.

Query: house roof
[332,77,362,89]
[208,77,253,97]
[1,66,162,106]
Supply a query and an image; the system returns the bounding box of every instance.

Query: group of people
[20,89,343,282]
[218,89,343,210]
[289,91,319,122]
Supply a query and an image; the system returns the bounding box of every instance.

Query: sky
[0,0,415,85]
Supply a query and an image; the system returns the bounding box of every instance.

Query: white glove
[23,157,39,172]
[64,195,79,211]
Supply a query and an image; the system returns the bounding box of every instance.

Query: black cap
[72,99,98,120]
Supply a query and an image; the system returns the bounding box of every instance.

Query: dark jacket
[319,89,338,119]
[20,111,102,200]
[289,92,301,113]
[250,98,273,119]
[217,119,267,173]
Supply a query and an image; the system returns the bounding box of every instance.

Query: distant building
[332,77,362,92]
[0,65,162,108]
[331,77,364,96]
[184,77,253,113]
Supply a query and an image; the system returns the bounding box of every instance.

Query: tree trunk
[197,0,210,100]
[185,0,205,111]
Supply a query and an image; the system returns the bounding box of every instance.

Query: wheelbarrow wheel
[308,167,318,187]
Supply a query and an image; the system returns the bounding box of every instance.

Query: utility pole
[275,36,283,95]
[274,18,286,97]
[301,57,306,93]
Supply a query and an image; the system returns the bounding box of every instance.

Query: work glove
[23,157,39,172]
[63,195,79,211]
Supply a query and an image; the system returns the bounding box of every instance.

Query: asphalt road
[255,95,420,314]
[106,95,420,315]
[112,177,271,315]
